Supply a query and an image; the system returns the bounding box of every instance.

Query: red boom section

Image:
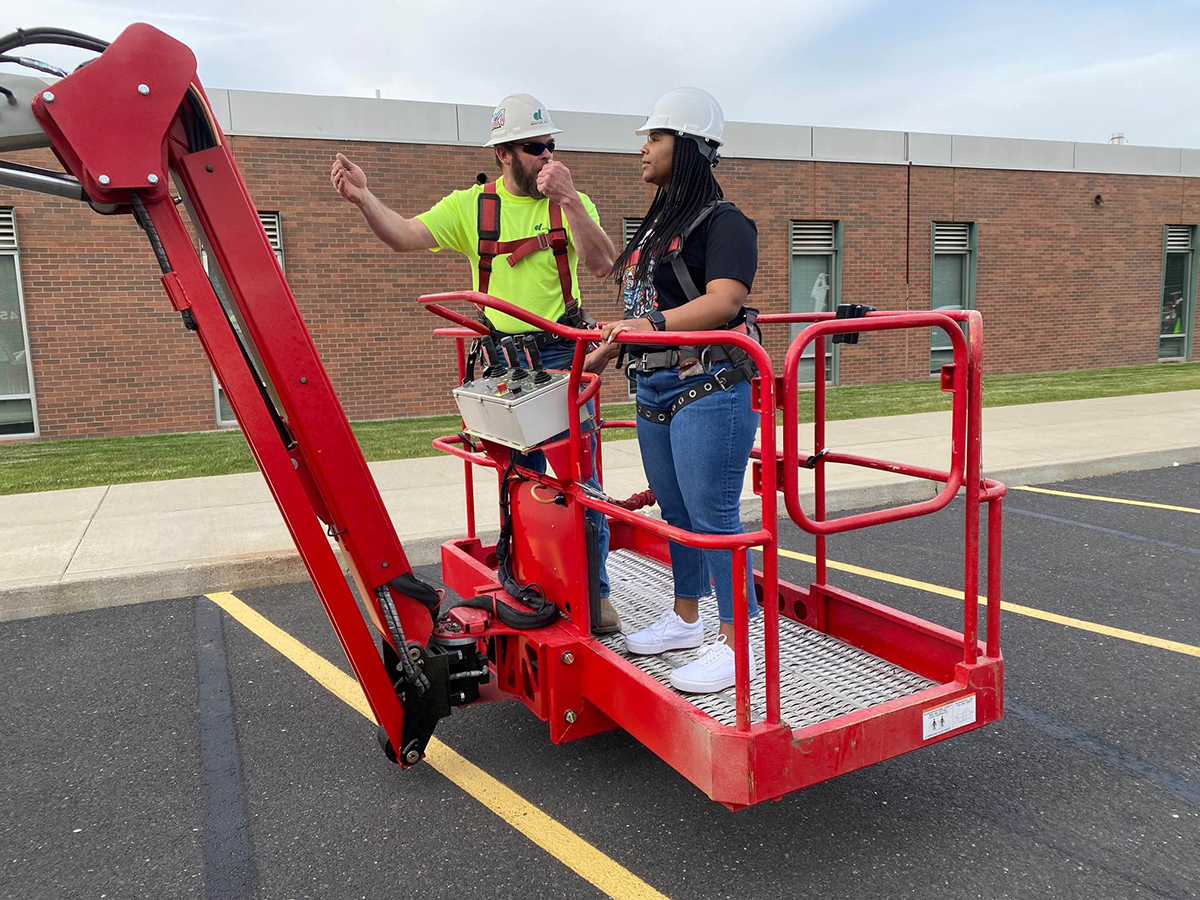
[29,23,429,759]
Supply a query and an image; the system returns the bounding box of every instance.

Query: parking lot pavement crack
[1007,700,1200,809]
[195,596,260,900]
[1006,506,1200,556]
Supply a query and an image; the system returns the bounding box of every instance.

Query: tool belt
[486,306,598,349]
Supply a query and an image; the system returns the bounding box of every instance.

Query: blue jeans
[512,339,610,599]
[635,366,760,624]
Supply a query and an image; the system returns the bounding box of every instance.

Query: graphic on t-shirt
[622,238,659,320]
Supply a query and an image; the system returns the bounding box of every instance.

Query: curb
[0,533,482,623]
[3,447,1197,622]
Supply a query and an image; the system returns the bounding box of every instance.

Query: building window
[930,222,977,373]
[211,212,285,425]
[1160,225,1194,361]
[0,209,38,437]
[789,221,840,384]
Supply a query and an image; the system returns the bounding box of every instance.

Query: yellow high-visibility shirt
[416,177,600,334]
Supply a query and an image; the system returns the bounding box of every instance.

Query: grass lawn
[2,361,1196,496]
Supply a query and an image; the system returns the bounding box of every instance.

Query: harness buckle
[547,226,569,253]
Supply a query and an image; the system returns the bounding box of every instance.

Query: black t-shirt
[621,202,758,336]
[653,202,757,311]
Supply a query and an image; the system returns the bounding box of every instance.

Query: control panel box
[453,370,591,452]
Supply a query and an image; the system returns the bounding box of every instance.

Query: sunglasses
[518,140,556,156]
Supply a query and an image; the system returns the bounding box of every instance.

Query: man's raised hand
[331,152,369,206]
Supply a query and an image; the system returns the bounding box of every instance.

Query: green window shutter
[0,209,15,250]
[623,218,642,248]
[258,211,284,271]
[1166,225,1192,252]
[791,221,836,254]
[934,222,970,253]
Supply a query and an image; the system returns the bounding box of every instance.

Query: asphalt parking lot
[2,465,1197,900]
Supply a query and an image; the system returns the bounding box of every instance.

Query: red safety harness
[476,182,578,318]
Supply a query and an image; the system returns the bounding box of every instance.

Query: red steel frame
[423,292,1005,808]
[20,23,1005,808]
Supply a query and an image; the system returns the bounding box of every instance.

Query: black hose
[0,27,109,55]
[130,194,170,275]
[183,88,217,152]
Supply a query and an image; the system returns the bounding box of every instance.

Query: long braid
[613,136,722,294]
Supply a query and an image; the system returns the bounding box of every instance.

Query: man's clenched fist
[535,160,578,207]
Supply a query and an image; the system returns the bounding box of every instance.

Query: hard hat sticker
[491,109,505,131]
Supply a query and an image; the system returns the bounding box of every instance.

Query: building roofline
[205,88,1200,178]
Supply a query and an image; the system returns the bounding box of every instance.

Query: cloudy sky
[6,0,1199,147]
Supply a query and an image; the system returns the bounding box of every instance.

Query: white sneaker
[669,634,758,694]
[624,610,704,655]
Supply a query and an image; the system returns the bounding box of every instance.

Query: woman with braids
[584,88,761,694]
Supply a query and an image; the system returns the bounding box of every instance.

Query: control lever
[500,336,528,381]
[525,339,552,384]
[480,336,506,378]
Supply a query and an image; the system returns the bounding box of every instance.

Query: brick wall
[3,138,1197,440]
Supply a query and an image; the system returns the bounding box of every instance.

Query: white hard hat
[484,93,562,147]
[636,87,725,160]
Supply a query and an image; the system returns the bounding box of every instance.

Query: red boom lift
[1,24,1006,809]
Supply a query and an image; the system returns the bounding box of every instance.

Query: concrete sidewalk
[2,390,1198,620]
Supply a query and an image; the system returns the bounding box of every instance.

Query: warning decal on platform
[922,694,977,741]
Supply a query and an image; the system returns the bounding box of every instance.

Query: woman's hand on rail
[598,317,654,343]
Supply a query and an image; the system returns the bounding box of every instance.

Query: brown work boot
[593,596,621,635]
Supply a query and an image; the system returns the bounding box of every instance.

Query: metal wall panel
[722,123,812,160]
[1073,142,1183,176]
[227,91,460,144]
[908,132,952,166]
[813,126,906,163]
[212,89,1200,178]
[951,134,1075,171]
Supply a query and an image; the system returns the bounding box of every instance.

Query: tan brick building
[2,90,1197,440]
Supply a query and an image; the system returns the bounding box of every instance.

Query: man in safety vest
[330,92,620,632]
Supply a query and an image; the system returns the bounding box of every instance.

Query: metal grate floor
[599,549,938,729]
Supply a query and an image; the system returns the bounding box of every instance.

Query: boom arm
[2,23,441,764]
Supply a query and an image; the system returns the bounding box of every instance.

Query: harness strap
[477,183,502,295]
[547,200,575,311]
[662,200,728,301]
[476,182,575,311]
[634,361,756,426]
[625,342,748,376]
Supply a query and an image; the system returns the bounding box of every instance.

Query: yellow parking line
[206,591,669,900]
[1011,485,1200,515]
[765,548,1200,659]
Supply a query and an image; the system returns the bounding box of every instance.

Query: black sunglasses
[518,139,556,156]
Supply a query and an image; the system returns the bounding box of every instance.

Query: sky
[5,0,1200,148]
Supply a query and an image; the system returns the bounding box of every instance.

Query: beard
[509,152,545,200]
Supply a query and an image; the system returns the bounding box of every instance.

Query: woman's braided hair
[612,134,722,292]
